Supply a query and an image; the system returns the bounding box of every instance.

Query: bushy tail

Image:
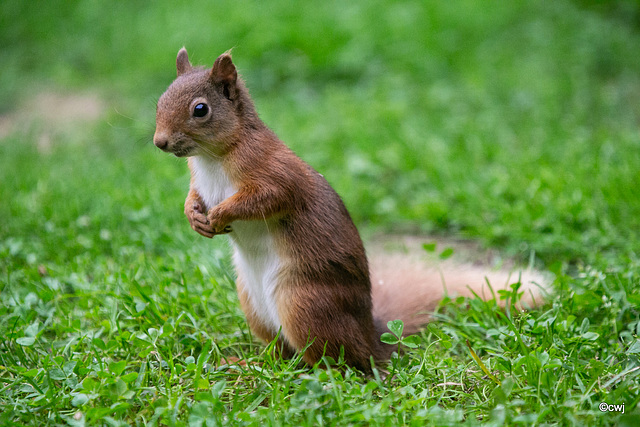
[368,242,551,340]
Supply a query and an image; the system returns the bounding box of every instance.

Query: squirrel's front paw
[207,207,233,235]
[185,201,218,238]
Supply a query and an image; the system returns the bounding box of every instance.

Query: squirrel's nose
[153,132,169,150]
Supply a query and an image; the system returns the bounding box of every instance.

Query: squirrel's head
[154,48,248,158]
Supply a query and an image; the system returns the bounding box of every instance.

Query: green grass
[1,0,640,425]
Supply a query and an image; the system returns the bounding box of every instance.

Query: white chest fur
[191,156,236,208]
[190,156,282,333]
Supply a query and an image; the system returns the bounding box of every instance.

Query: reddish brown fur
[154,48,549,373]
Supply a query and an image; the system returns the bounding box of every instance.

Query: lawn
[1,0,640,425]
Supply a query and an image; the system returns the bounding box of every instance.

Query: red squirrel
[153,48,548,372]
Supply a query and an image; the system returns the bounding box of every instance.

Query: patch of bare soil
[366,233,514,270]
[0,90,105,153]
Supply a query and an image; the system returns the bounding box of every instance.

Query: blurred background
[1,0,640,266]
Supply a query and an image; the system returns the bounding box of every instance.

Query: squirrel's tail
[368,241,551,345]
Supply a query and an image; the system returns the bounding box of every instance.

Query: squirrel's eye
[193,103,209,118]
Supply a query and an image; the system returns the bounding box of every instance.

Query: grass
[1,0,640,425]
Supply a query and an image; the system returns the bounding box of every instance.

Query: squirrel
[153,48,548,372]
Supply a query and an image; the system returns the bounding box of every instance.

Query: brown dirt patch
[0,90,105,152]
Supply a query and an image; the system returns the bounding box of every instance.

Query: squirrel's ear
[210,52,237,87]
[176,48,192,77]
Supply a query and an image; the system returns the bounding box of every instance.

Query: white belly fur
[191,156,282,333]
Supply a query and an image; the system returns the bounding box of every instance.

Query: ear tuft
[176,48,192,77]
[210,52,237,86]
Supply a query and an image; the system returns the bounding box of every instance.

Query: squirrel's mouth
[163,142,195,157]
[156,145,192,157]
